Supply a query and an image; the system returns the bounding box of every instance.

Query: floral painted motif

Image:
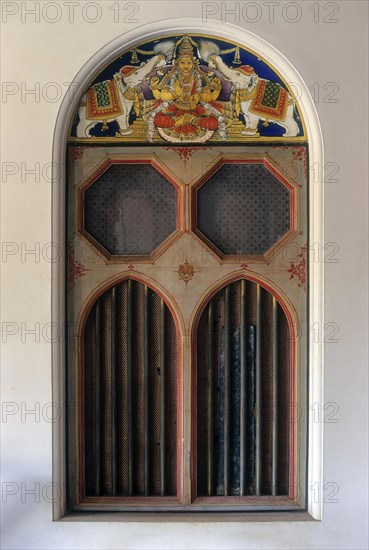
[287,243,307,292]
[271,145,307,178]
[68,146,97,162]
[163,146,210,165]
[68,245,89,290]
[292,147,307,178]
[178,260,195,285]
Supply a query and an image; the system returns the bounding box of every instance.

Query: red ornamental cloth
[154,104,219,132]
[249,80,289,121]
[86,80,123,119]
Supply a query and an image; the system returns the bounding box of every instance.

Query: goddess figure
[148,36,226,142]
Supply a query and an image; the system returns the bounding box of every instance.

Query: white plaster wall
[1,1,368,548]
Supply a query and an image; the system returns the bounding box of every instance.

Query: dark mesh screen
[259,288,274,494]
[84,164,177,255]
[196,279,290,497]
[83,279,178,498]
[277,308,291,495]
[197,163,290,255]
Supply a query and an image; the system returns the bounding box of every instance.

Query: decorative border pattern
[164,146,210,165]
[287,243,307,292]
[68,244,89,290]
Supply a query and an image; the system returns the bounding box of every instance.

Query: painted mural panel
[69,35,306,143]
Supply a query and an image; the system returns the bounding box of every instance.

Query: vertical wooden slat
[94,301,101,496]
[194,280,290,500]
[160,299,166,496]
[246,325,256,494]
[127,280,133,496]
[272,296,279,496]
[84,279,180,499]
[144,285,150,496]
[255,284,262,495]
[224,286,231,496]
[240,279,246,496]
[111,286,118,496]
[207,300,214,496]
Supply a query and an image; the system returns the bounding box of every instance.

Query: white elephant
[76,54,166,138]
[207,54,299,137]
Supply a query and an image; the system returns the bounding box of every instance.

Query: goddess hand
[212,77,221,90]
[150,76,160,89]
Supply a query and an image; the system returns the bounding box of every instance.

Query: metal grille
[84,163,177,255]
[196,279,290,497]
[197,163,290,255]
[83,279,178,497]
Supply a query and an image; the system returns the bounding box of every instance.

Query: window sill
[57,510,317,523]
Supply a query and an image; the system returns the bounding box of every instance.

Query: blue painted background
[70,34,304,139]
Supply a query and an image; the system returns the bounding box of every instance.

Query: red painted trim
[189,157,298,263]
[191,328,197,501]
[80,157,182,232]
[78,334,85,502]
[190,273,297,502]
[77,273,183,505]
[191,158,297,193]
[77,157,185,262]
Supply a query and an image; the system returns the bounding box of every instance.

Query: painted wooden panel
[66,143,307,511]
[68,34,306,144]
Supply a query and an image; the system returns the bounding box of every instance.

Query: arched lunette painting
[69,34,306,143]
[63,27,315,515]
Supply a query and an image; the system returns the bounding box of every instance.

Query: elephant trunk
[213,56,236,81]
[133,55,161,80]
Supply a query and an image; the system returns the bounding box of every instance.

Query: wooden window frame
[78,155,184,263]
[52,19,324,521]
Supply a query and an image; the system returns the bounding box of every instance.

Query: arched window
[54,23,323,517]
[82,279,178,500]
[195,279,292,499]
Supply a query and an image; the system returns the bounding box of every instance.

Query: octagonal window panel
[83,163,178,257]
[196,163,291,257]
